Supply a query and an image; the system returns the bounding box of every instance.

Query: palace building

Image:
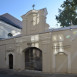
[0,13,22,39]
[0,8,77,74]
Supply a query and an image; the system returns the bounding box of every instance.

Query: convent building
[0,8,77,74]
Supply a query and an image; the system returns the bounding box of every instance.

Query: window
[31,35,39,42]
[31,35,39,48]
[8,33,13,37]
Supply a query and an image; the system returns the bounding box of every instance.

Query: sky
[0,0,65,28]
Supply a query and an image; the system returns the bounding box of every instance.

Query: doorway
[24,47,42,71]
[9,54,13,69]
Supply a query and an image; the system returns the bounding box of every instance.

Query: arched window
[8,33,13,37]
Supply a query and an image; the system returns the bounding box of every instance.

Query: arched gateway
[24,47,42,71]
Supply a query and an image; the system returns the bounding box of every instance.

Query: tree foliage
[56,0,77,27]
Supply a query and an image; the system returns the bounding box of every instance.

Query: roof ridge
[1,13,22,22]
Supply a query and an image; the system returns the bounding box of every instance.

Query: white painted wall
[0,21,21,39]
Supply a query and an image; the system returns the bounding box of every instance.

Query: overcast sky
[0,0,65,28]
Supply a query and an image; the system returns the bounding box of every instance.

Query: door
[55,53,68,73]
[9,54,13,69]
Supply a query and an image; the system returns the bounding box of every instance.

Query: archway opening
[9,54,13,69]
[24,47,42,71]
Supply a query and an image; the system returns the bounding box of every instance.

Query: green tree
[56,0,77,27]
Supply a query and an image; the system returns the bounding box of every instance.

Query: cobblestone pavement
[0,69,77,77]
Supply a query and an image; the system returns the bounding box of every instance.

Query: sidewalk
[0,69,52,77]
[0,69,77,77]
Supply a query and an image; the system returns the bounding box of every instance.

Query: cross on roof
[32,4,35,10]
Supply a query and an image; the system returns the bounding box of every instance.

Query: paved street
[0,74,30,77]
[0,73,77,77]
[0,69,32,77]
[0,71,31,77]
[0,69,77,77]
